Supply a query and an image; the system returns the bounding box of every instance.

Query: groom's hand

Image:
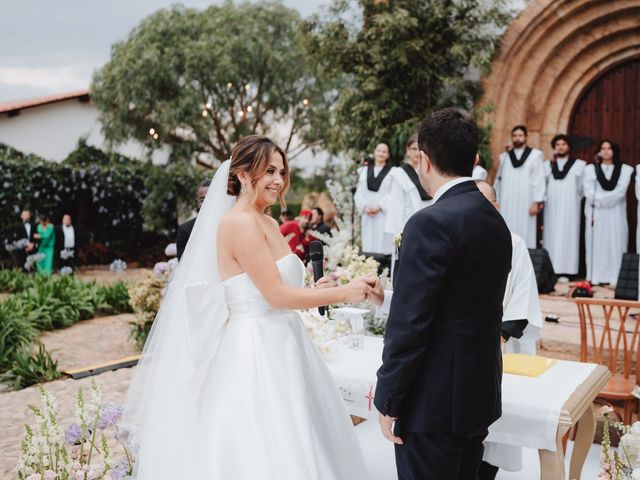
[378,413,403,445]
[314,275,336,289]
[364,276,384,307]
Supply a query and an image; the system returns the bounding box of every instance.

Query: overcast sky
[0,0,332,103]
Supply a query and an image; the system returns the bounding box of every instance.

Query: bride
[122,135,372,479]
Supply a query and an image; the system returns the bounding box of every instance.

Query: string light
[205,102,212,109]
[245,84,250,91]
[239,111,244,118]
[149,128,156,136]
[247,106,253,112]
[202,110,208,117]
[153,133,159,140]
[227,82,233,89]
[302,98,309,106]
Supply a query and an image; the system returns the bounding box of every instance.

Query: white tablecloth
[324,336,596,452]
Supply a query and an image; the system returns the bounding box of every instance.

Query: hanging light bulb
[153,133,159,140]
[247,106,253,112]
[239,111,244,118]
[245,84,250,91]
[149,128,156,136]
[227,82,233,89]
[302,98,309,106]
[205,102,212,109]
[202,110,208,117]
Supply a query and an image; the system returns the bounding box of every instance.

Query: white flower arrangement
[24,253,46,271]
[17,382,133,480]
[600,405,640,479]
[60,266,74,276]
[109,259,127,273]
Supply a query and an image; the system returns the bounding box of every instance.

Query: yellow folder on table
[503,353,556,377]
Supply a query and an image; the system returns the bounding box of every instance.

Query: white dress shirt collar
[431,177,473,204]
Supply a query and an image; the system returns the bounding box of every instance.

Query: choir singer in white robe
[472,163,488,181]
[583,140,633,285]
[543,134,586,276]
[383,135,433,237]
[354,143,395,255]
[494,125,545,248]
[476,180,543,480]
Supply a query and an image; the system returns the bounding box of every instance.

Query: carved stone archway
[481,0,640,170]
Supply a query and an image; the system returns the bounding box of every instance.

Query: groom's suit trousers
[394,429,488,480]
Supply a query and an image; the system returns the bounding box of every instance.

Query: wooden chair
[572,297,640,424]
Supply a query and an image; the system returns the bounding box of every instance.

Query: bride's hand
[314,275,336,289]
[344,277,373,303]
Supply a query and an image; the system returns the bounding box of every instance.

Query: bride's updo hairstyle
[227,135,290,207]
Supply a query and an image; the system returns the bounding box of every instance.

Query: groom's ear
[419,151,431,175]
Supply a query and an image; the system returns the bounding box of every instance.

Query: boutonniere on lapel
[393,233,402,257]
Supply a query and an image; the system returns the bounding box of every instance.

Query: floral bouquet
[60,266,74,276]
[17,382,133,480]
[60,249,75,260]
[24,253,46,272]
[599,405,640,479]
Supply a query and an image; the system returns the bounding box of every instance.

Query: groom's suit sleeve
[374,212,452,418]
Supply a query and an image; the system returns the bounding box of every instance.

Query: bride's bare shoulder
[218,210,261,238]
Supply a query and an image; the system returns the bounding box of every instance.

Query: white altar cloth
[325,336,596,452]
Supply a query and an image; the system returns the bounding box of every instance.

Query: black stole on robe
[367,162,392,192]
[401,164,431,201]
[550,157,577,180]
[594,162,622,191]
[508,147,532,169]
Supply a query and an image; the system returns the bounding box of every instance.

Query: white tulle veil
[121,160,235,478]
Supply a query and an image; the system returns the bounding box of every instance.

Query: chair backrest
[572,297,640,379]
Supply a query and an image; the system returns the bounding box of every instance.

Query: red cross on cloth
[365,385,375,410]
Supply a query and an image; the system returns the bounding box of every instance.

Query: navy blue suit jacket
[374,180,512,435]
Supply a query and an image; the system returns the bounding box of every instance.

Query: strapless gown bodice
[223,253,305,316]
[198,252,367,479]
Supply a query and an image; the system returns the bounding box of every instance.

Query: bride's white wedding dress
[122,160,366,479]
[201,253,367,478]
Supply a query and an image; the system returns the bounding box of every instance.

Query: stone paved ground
[0,279,629,478]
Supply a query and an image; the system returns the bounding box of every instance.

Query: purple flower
[108,460,130,480]
[98,403,124,429]
[65,423,82,444]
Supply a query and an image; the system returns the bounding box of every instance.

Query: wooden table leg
[539,425,570,480]
[568,404,596,480]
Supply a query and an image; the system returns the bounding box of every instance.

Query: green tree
[92,1,333,164]
[303,0,512,164]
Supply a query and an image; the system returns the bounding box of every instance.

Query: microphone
[309,240,326,316]
[595,153,602,164]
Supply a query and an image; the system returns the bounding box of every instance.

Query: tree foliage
[303,0,512,163]
[92,1,334,164]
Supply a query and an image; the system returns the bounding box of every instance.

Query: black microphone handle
[311,260,326,315]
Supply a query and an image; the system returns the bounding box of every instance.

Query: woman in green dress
[35,216,55,275]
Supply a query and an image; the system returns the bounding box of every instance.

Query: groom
[368,108,512,479]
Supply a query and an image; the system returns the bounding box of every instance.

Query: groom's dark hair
[418,108,478,177]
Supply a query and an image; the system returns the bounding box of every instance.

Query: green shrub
[0,298,35,369]
[0,269,34,294]
[0,343,60,389]
[97,281,133,315]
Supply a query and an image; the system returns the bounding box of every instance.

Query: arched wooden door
[569,58,640,257]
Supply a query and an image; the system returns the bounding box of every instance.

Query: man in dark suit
[13,209,37,271]
[176,179,210,260]
[368,108,512,479]
[55,214,82,273]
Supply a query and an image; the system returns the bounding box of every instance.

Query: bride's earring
[241,184,247,194]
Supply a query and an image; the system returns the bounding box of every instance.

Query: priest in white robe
[494,125,545,248]
[543,134,586,276]
[472,164,488,181]
[354,143,395,255]
[584,140,633,285]
[383,135,433,237]
[475,180,543,479]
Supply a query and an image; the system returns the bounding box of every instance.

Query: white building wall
[0,99,170,164]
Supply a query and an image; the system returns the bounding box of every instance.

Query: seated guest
[280,210,310,261]
[177,179,210,260]
[55,214,81,274]
[476,180,543,480]
[310,207,331,235]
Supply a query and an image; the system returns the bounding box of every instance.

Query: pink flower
[75,472,85,480]
[26,475,42,480]
[44,471,57,480]
[72,461,82,471]
[599,405,615,416]
[70,447,80,460]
